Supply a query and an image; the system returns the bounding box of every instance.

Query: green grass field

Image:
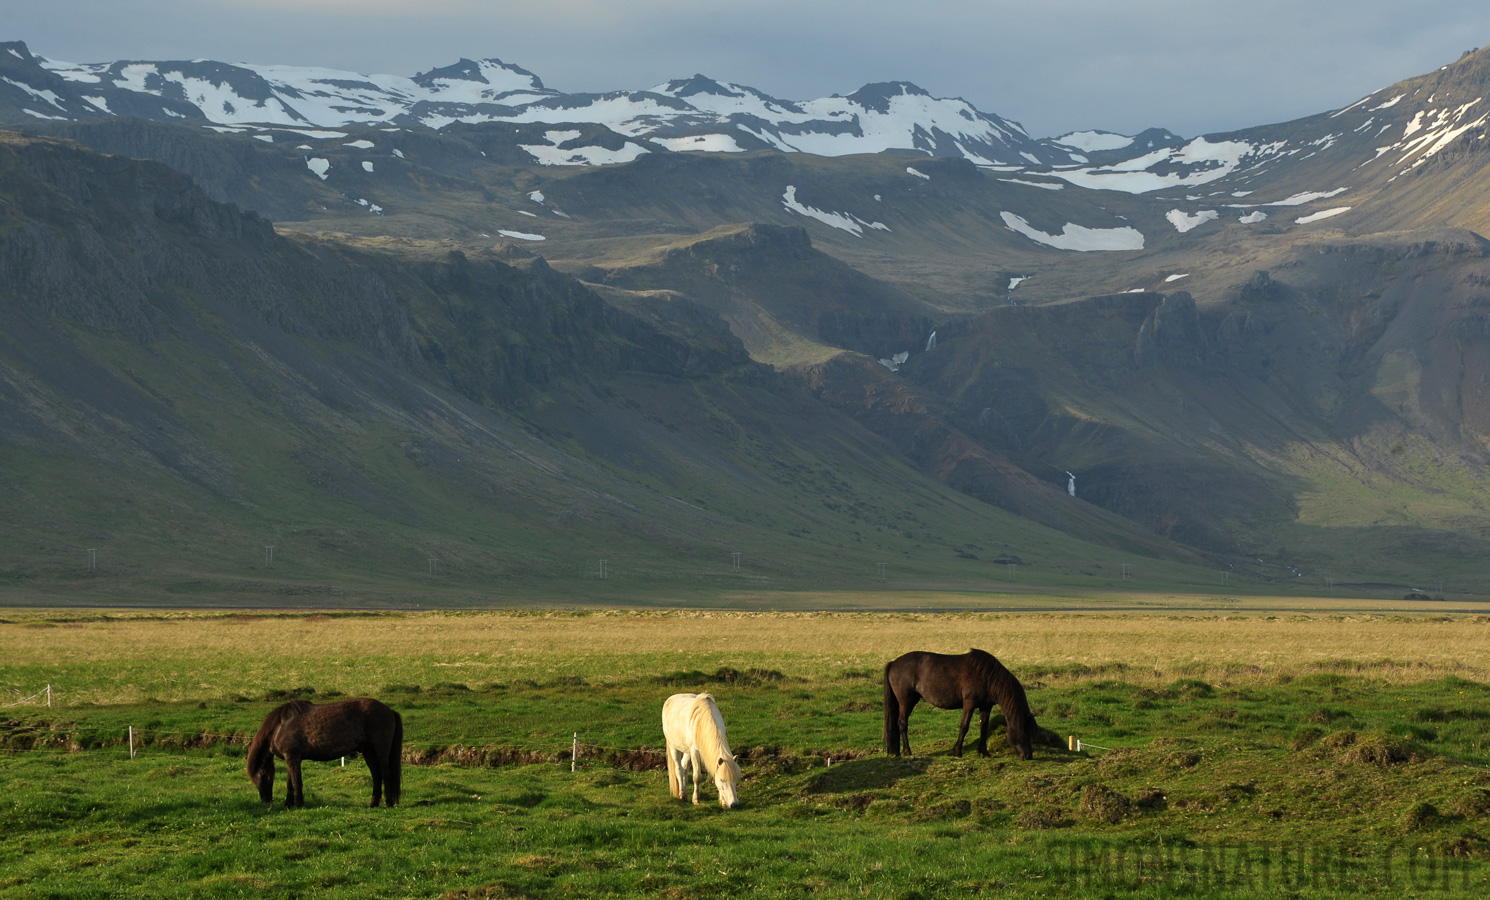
[3,608,1489,898]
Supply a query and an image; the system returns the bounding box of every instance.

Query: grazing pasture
[2,606,1489,898]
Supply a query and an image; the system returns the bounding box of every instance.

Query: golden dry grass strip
[3,605,1487,706]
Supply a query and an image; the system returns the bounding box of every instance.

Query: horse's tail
[386,710,403,806]
[883,662,900,755]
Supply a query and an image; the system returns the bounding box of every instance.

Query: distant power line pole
[264,546,274,567]
[876,562,886,582]
[86,549,97,572]
[428,558,438,577]
[599,559,607,580]
[731,552,741,572]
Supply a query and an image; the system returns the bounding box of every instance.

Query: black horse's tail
[883,663,900,755]
[386,711,403,806]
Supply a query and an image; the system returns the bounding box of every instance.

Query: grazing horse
[247,698,403,808]
[662,692,741,808]
[883,649,1038,760]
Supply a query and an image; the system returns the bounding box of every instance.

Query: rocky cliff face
[0,133,751,403]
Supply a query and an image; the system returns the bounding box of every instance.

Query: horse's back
[662,692,697,749]
[662,692,730,755]
[888,649,990,709]
[286,698,398,760]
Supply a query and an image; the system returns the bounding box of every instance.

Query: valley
[3,40,1490,603]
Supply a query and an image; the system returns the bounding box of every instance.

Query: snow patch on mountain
[782,186,888,237]
[1000,211,1144,251]
[1295,207,1351,224]
[653,134,746,152]
[1239,211,1268,224]
[1374,100,1489,174]
[878,351,910,372]
[1056,130,1134,152]
[1166,209,1219,233]
[1000,178,1064,190]
[498,229,545,241]
[305,157,330,179]
[519,130,650,166]
[1233,187,1350,207]
[3,77,66,110]
[1045,137,1273,194]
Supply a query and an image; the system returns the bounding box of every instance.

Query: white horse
[662,692,741,808]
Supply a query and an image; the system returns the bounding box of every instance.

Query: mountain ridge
[7,38,1490,600]
[0,39,1099,168]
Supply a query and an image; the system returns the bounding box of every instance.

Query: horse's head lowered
[714,755,742,809]
[1007,712,1035,761]
[248,753,275,803]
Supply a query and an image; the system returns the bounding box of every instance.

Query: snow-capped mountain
[1032,48,1490,201]
[0,40,1073,167]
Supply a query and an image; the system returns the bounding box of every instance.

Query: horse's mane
[968,649,1035,729]
[247,700,315,776]
[689,693,740,778]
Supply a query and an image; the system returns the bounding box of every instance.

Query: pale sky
[7,0,1490,139]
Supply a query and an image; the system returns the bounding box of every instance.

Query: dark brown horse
[883,649,1037,760]
[247,698,403,808]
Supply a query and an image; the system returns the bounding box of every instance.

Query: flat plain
[3,599,1489,898]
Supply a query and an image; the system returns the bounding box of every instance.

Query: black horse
[247,698,403,808]
[883,649,1038,760]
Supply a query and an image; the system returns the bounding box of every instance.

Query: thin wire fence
[4,685,52,708]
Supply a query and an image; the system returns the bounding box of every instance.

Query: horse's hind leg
[976,706,992,757]
[365,747,385,807]
[666,747,684,800]
[898,692,919,756]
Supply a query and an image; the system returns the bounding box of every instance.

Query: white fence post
[128,726,136,759]
[571,733,578,773]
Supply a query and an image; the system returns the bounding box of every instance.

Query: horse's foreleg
[976,706,992,757]
[689,748,703,805]
[954,702,975,757]
[286,757,304,808]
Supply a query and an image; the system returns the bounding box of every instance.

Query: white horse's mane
[688,693,740,778]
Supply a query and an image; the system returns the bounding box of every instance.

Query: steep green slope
[1,132,1220,605]
[10,46,1490,594]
